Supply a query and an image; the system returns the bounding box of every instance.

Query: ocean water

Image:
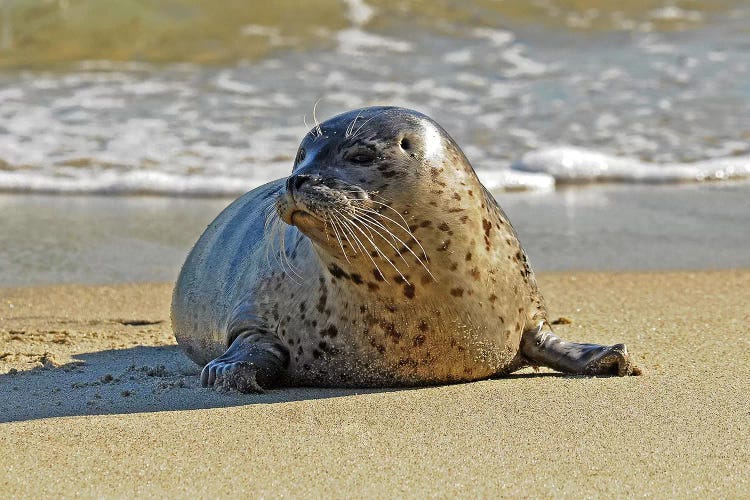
[1,0,749,194]
[0,0,749,284]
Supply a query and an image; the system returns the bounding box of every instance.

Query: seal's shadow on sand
[0,345,564,423]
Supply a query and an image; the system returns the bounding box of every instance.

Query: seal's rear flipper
[520,323,642,376]
[200,333,289,393]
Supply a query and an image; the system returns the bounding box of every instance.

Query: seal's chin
[275,192,326,232]
[289,210,315,226]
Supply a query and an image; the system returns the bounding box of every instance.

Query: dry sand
[1,271,748,497]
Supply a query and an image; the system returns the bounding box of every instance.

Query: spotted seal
[171,106,640,392]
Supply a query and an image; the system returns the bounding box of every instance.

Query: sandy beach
[1,270,747,496]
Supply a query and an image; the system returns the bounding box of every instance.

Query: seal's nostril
[286,174,311,193]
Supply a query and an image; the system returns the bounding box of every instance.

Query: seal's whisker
[357,199,431,260]
[322,214,332,243]
[345,109,364,138]
[279,223,304,283]
[350,210,411,262]
[349,201,430,258]
[352,208,400,245]
[348,203,413,237]
[335,211,393,286]
[327,214,351,263]
[262,199,285,271]
[312,99,323,138]
[350,110,388,141]
[339,210,409,285]
[331,214,361,260]
[349,205,435,281]
[360,215,437,281]
[263,207,278,269]
[351,213,413,271]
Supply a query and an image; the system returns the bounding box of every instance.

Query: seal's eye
[295,147,306,165]
[348,151,375,164]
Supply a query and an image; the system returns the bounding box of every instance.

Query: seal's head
[276,106,482,281]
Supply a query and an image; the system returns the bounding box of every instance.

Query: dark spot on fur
[420,220,432,228]
[449,262,458,271]
[329,264,350,280]
[438,222,450,232]
[367,282,380,291]
[418,320,429,332]
[403,283,415,299]
[370,339,386,354]
[350,273,363,284]
[394,275,406,284]
[379,320,402,342]
[465,252,472,261]
[450,287,464,297]
[413,335,426,347]
[398,358,418,368]
[470,267,481,280]
[322,325,339,337]
[489,294,497,303]
[313,349,321,359]
[482,218,492,238]
[468,189,474,197]
[299,302,306,313]
[452,192,461,201]
[373,269,385,281]
[460,215,469,224]
[317,293,327,313]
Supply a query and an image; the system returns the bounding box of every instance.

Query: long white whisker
[350,110,388,141]
[331,214,360,258]
[337,210,409,285]
[345,109,364,138]
[350,212,412,270]
[355,199,431,260]
[313,99,323,138]
[279,224,304,282]
[334,212,391,285]
[327,214,351,263]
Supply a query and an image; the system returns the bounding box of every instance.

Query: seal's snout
[285,174,316,195]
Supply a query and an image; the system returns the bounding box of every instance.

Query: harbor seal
[171,106,640,392]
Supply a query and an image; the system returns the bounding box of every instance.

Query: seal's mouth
[276,174,370,229]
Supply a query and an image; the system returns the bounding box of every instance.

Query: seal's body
[172,107,639,392]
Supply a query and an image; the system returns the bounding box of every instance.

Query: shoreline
[1,270,748,495]
[3,182,750,287]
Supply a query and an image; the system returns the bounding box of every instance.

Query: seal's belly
[278,309,523,387]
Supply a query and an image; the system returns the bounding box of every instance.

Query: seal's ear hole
[400,137,412,150]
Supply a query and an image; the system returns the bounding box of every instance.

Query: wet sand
[1,270,748,496]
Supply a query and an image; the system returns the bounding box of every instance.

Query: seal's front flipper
[200,333,289,393]
[520,324,642,376]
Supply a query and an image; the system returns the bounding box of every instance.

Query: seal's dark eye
[296,147,306,165]
[348,151,375,164]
